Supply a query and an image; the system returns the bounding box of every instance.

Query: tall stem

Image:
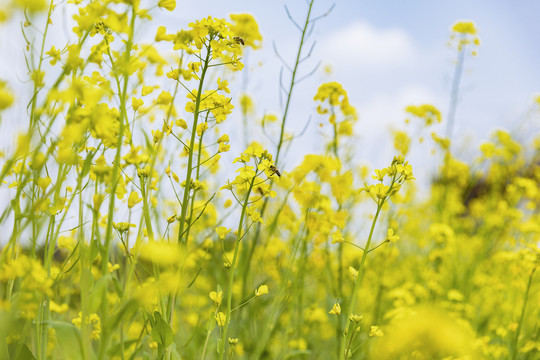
[102,5,136,274]
[177,41,212,244]
[219,176,256,359]
[139,176,155,242]
[339,201,384,360]
[511,265,536,360]
[445,40,466,145]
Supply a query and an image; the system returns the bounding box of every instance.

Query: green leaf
[89,274,110,313]
[151,311,173,347]
[47,321,85,360]
[7,342,36,360]
[169,343,182,360]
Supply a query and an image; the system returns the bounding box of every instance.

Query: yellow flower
[329,302,341,315]
[288,338,308,350]
[113,222,136,233]
[0,81,14,110]
[196,122,208,137]
[229,13,263,49]
[449,21,480,54]
[215,312,227,327]
[210,291,223,306]
[452,21,478,35]
[238,94,254,116]
[14,0,47,12]
[405,104,442,126]
[348,266,358,280]
[369,325,384,337]
[50,301,69,314]
[167,69,180,80]
[246,207,263,224]
[371,308,477,359]
[138,241,182,266]
[364,183,390,200]
[217,134,229,143]
[331,230,344,244]
[158,0,176,11]
[386,228,399,243]
[142,85,155,95]
[216,226,231,240]
[217,78,230,93]
[72,313,101,340]
[176,118,188,129]
[132,97,143,111]
[255,284,269,296]
[128,191,143,208]
[58,236,75,251]
[37,176,52,191]
[156,91,172,105]
[393,130,410,155]
[46,46,62,65]
[218,143,230,153]
[314,82,358,123]
[108,263,120,273]
[152,129,163,143]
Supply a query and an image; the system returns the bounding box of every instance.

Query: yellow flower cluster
[405,104,442,126]
[449,20,481,54]
[314,82,357,131]
[72,313,101,340]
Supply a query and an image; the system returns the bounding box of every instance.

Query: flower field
[0,0,539,359]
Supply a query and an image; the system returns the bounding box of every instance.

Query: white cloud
[319,21,416,68]
[357,85,444,136]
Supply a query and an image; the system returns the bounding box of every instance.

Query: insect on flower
[269,165,281,177]
[233,36,245,46]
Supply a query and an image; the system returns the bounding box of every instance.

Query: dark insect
[269,165,281,177]
[233,36,245,46]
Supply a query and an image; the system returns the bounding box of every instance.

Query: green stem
[139,176,155,242]
[511,265,537,360]
[177,40,213,244]
[218,176,256,358]
[340,200,384,360]
[200,309,218,360]
[102,4,136,275]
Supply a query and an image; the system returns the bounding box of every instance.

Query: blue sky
[161,0,540,175]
